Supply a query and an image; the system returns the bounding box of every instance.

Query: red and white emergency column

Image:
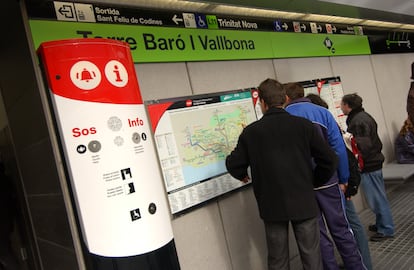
[37,39,174,257]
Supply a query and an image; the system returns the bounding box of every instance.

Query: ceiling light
[400,24,414,30]
[360,20,403,28]
[301,14,363,24]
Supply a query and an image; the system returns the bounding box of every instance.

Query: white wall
[135,52,414,270]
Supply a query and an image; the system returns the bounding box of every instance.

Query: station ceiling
[194,0,414,24]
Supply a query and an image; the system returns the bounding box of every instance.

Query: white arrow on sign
[172,14,183,25]
[332,25,337,33]
[300,24,307,31]
[317,25,322,32]
[282,23,288,30]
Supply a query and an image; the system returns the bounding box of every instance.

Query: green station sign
[29,20,371,63]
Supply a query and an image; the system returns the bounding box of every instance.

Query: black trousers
[264,217,322,270]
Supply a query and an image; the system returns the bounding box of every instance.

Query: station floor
[360,178,414,270]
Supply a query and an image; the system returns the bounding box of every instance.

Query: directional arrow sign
[317,25,322,32]
[58,5,74,18]
[172,14,183,25]
[300,23,307,31]
[282,23,288,30]
[54,2,76,21]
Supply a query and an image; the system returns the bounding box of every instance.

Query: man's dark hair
[306,93,329,109]
[258,79,286,108]
[342,93,363,110]
[284,82,305,100]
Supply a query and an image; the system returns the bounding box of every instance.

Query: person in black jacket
[341,93,395,242]
[226,79,338,270]
[406,62,414,125]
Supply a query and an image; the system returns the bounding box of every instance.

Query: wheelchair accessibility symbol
[195,14,207,28]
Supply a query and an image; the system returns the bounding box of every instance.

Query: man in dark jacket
[341,93,395,242]
[406,62,414,124]
[226,79,338,270]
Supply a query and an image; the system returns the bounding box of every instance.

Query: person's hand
[344,185,358,200]
[339,183,347,194]
[241,176,250,183]
[339,184,352,200]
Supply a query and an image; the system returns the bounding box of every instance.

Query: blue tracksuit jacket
[285,98,349,187]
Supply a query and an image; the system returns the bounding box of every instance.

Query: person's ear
[263,101,269,111]
[284,95,291,106]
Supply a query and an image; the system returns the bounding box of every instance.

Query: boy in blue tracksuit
[284,83,366,270]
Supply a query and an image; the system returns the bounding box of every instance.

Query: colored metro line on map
[173,104,254,184]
